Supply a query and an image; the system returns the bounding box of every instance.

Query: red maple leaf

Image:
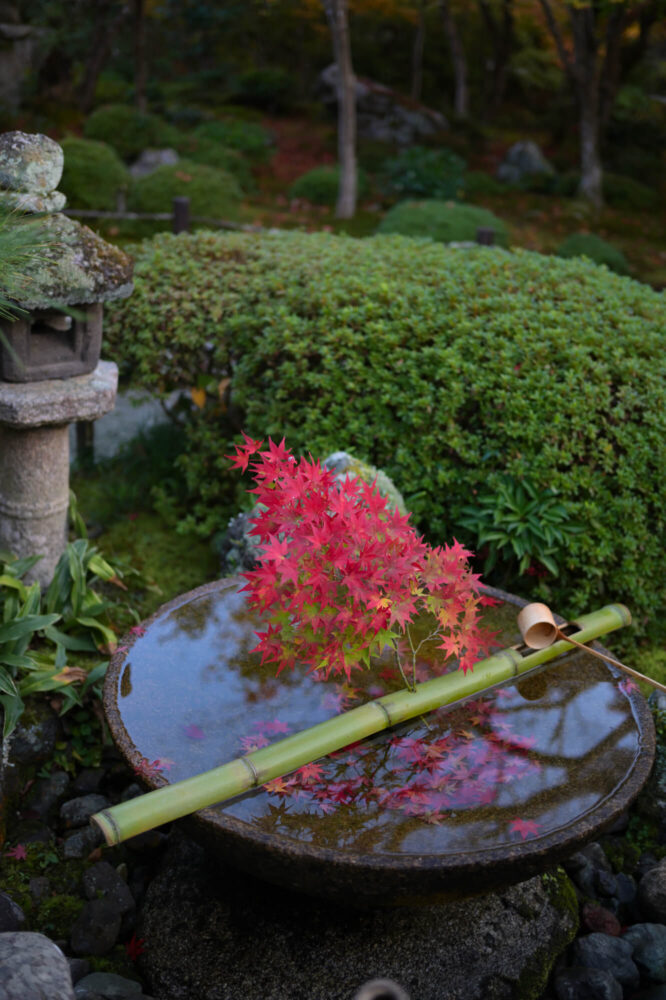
[125,934,146,961]
[509,817,541,840]
[5,844,27,860]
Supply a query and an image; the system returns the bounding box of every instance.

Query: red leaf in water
[509,817,541,840]
[183,724,205,740]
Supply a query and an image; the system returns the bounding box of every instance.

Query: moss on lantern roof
[15,213,133,309]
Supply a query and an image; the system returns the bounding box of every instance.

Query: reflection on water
[116,580,642,857]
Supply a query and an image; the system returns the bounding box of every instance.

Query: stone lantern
[0,132,133,585]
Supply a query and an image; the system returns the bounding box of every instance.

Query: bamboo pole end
[90,810,120,847]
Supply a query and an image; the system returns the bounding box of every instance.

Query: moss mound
[556,233,629,275]
[104,230,666,633]
[289,165,369,206]
[127,160,242,218]
[60,137,129,211]
[376,200,509,246]
[83,104,180,161]
[192,119,273,162]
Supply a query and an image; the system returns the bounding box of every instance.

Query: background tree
[322,0,358,218]
[538,0,663,207]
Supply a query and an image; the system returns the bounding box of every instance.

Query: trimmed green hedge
[83,104,180,161]
[127,160,242,217]
[192,120,273,162]
[104,231,666,635]
[376,200,509,246]
[556,233,629,276]
[60,137,129,211]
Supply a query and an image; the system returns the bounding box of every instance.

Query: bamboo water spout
[91,602,635,847]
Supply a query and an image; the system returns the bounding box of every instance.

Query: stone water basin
[104,578,655,906]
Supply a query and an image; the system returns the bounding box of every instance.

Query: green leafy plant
[376,200,509,245]
[0,531,122,739]
[59,137,129,211]
[127,160,242,218]
[103,230,666,637]
[288,165,369,206]
[380,146,466,201]
[555,233,629,275]
[459,477,583,577]
[174,136,255,191]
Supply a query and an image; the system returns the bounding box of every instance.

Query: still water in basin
[112,579,648,858]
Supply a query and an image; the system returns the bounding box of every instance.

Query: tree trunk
[78,1,129,113]
[323,0,357,219]
[569,6,603,208]
[477,0,514,114]
[411,4,426,102]
[134,0,147,113]
[440,0,468,119]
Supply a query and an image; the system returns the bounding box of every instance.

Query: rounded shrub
[464,171,505,198]
[232,68,295,113]
[104,231,666,635]
[175,135,255,191]
[376,200,509,246]
[556,233,629,275]
[288,165,369,206]
[60,137,129,211]
[84,104,180,161]
[380,146,466,201]
[127,160,242,218]
[193,120,273,161]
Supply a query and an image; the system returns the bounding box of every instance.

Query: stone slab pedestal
[0,360,117,586]
[138,833,578,1000]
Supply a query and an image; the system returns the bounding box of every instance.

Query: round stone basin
[104,578,655,906]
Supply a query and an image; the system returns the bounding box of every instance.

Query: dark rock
[638,862,666,922]
[125,830,167,853]
[67,957,91,985]
[0,890,25,931]
[555,966,623,1000]
[29,876,51,904]
[24,769,71,819]
[581,904,621,937]
[74,971,143,997]
[13,817,55,844]
[615,873,637,906]
[318,64,448,146]
[71,769,105,796]
[70,898,122,957]
[594,869,618,899]
[572,933,639,990]
[496,141,556,184]
[82,862,135,916]
[60,794,110,829]
[579,843,613,874]
[137,834,577,1000]
[63,826,103,860]
[636,852,661,880]
[10,703,61,764]
[0,931,75,999]
[120,783,143,803]
[623,924,666,983]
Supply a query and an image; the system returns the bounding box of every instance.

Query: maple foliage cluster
[228,435,494,685]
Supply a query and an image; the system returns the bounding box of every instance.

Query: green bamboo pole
[91,603,631,846]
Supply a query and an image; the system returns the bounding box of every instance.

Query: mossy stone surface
[0,132,63,193]
[15,214,133,309]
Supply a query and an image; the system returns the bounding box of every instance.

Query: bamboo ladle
[518,602,666,695]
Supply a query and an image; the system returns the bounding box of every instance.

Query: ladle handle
[555,628,666,695]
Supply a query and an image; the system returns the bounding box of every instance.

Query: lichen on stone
[0,132,63,193]
[13,213,133,309]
